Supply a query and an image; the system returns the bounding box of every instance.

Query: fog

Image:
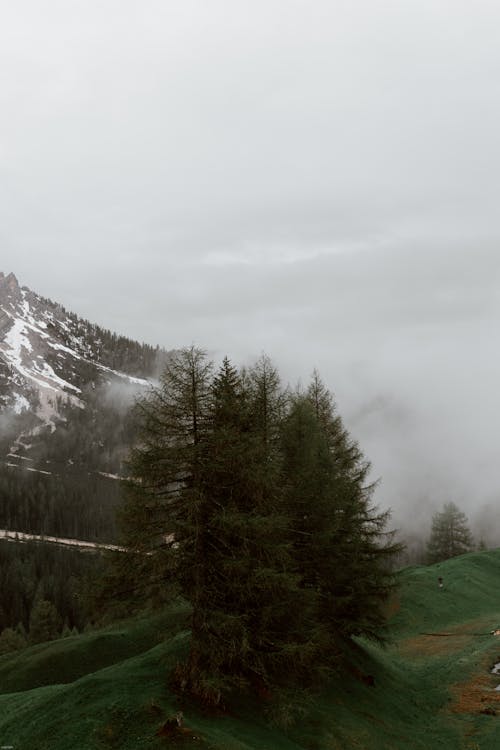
[1,1,500,547]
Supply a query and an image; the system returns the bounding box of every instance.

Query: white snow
[47,341,83,357]
[34,359,81,393]
[94,361,150,386]
[0,286,151,450]
[12,393,30,414]
[0,528,126,553]
[97,471,123,480]
[2,313,33,356]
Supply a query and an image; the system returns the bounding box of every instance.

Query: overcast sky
[2,1,500,540]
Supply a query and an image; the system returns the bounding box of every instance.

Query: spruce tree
[247,354,286,456]
[427,502,473,563]
[303,373,401,645]
[280,395,334,591]
[118,346,213,611]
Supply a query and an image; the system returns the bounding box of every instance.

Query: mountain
[0,270,165,427]
[0,270,170,544]
[0,271,172,635]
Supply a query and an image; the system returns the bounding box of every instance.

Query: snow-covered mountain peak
[0,271,162,435]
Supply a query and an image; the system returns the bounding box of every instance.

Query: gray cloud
[1,1,500,544]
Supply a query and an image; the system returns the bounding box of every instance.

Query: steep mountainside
[0,272,173,637]
[0,271,170,543]
[0,270,164,427]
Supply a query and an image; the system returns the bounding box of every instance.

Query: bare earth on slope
[397,618,493,659]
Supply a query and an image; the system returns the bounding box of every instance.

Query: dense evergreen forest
[0,381,137,647]
[0,345,400,694]
[0,381,141,541]
[0,468,121,542]
[0,540,102,646]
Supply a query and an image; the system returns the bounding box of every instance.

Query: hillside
[2,550,500,749]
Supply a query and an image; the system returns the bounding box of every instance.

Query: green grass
[3,552,500,748]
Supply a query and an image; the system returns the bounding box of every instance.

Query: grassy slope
[2,552,500,749]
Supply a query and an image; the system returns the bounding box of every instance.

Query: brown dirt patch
[449,671,500,715]
[398,633,472,658]
[398,618,492,659]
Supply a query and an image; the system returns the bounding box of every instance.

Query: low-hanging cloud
[1,1,500,548]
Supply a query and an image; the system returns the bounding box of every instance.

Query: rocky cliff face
[0,272,22,299]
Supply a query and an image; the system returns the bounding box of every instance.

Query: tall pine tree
[427,502,473,563]
[305,372,401,644]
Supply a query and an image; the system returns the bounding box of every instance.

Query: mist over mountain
[1,268,497,565]
[0,270,166,423]
[0,270,172,545]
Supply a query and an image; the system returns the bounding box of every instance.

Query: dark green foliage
[0,625,27,655]
[281,395,334,590]
[6,555,500,750]
[0,540,102,633]
[114,350,400,705]
[29,598,62,644]
[0,467,121,542]
[119,350,313,703]
[178,357,314,701]
[427,501,474,563]
[282,377,402,651]
[104,347,213,618]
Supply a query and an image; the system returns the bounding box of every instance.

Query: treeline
[103,347,401,706]
[34,292,169,377]
[0,540,102,652]
[0,468,121,543]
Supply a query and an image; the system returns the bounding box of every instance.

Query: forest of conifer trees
[0,345,401,698]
